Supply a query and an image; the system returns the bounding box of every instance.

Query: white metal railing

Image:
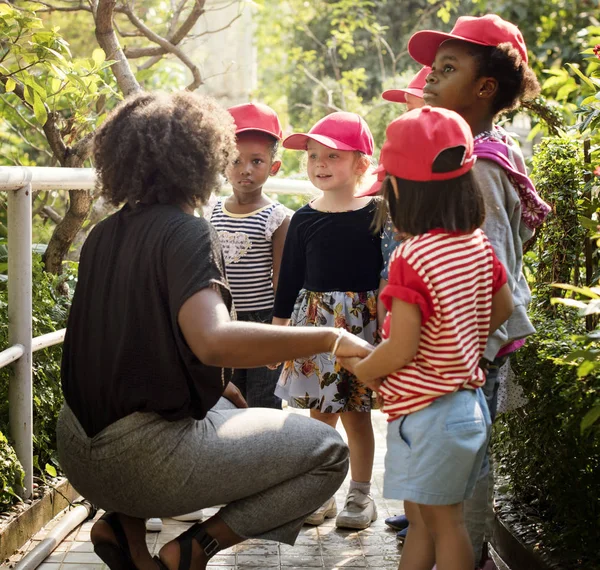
[0,165,315,499]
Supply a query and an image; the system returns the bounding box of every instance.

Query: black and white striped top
[209,200,287,312]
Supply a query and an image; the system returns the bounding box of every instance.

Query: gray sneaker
[145,517,163,532]
[304,496,337,525]
[335,489,377,529]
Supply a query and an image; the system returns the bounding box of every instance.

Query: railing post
[8,183,33,499]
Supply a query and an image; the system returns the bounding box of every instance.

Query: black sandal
[154,523,220,570]
[93,512,136,570]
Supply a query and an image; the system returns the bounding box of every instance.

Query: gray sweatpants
[57,399,349,544]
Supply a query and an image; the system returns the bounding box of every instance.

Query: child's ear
[355,154,371,176]
[477,77,498,100]
[270,160,282,176]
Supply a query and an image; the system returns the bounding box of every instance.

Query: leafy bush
[494,308,600,568]
[0,254,75,508]
[492,135,600,568]
[0,429,24,511]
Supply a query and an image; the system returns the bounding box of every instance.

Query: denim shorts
[383,388,491,505]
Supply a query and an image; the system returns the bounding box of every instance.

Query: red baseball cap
[283,111,374,156]
[228,102,283,140]
[408,14,528,67]
[382,67,430,103]
[357,106,476,197]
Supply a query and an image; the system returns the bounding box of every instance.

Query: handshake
[267,328,383,393]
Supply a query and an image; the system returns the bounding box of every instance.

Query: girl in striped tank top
[342,107,514,570]
[208,103,291,409]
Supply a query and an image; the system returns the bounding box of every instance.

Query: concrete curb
[0,478,80,562]
[491,515,555,570]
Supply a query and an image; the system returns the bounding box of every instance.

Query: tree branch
[40,205,64,224]
[122,3,202,90]
[123,0,206,59]
[95,0,141,96]
[301,66,343,112]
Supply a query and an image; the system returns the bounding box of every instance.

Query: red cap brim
[355,180,382,197]
[408,30,490,66]
[282,133,358,151]
[382,87,425,103]
[235,126,282,140]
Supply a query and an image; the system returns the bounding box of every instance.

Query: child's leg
[398,500,435,570]
[419,502,473,570]
[336,411,377,529]
[339,411,374,483]
[310,408,339,429]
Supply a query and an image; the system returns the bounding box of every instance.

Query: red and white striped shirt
[379,228,506,421]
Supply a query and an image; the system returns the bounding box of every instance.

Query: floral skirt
[275,289,378,413]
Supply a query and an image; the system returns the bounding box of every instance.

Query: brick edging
[0,478,80,562]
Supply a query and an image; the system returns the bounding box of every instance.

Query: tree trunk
[43,190,94,274]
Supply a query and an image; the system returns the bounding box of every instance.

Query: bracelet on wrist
[330,328,345,356]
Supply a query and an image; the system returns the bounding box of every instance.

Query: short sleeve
[380,255,435,324]
[164,216,231,317]
[491,250,507,294]
[265,204,289,241]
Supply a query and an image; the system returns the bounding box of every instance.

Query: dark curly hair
[93,91,236,208]
[468,42,540,116]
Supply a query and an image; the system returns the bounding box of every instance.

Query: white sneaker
[145,517,163,532]
[335,489,377,529]
[172,509,204,522]
[304,497,337,525]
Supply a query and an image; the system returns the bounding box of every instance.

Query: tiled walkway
[8,409,406,569]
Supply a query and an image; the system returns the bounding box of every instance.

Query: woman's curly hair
[469,42,540,116]
[93,91,236,208]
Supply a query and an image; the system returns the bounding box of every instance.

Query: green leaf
[4,78,16,93]
[32,93,48,125]
[45,463,57,477]
[91,48,105,66]
[577,359,598,377]
[580,404,600,434]
[566,63,597,90]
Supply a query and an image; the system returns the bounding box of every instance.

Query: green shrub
[494,307,600,568]
[0,254,75,508]
[492,135,600,569]
[0,429,24,511]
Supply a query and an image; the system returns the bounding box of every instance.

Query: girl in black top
[272,112,382,531]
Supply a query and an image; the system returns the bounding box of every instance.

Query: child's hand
[361,377,383,392]
[223,382,248,408]
[337,356,362,375]
[267,362,281,370]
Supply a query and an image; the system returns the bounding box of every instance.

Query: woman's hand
[334,330,374,359]
[223,382,248,408]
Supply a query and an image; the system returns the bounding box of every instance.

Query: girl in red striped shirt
[341,106,513,570]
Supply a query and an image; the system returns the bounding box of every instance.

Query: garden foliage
[0,252,75,509]
[493,137,600,569]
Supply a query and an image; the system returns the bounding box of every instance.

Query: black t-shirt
[273,200,382,318]
[61,203,232,438]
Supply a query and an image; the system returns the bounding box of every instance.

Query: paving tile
[279,554,323,566]
[62,550,103,564]
[235,553,280,567]
[322,554,367,567]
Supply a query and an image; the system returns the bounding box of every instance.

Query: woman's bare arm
[179,287,373,368]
